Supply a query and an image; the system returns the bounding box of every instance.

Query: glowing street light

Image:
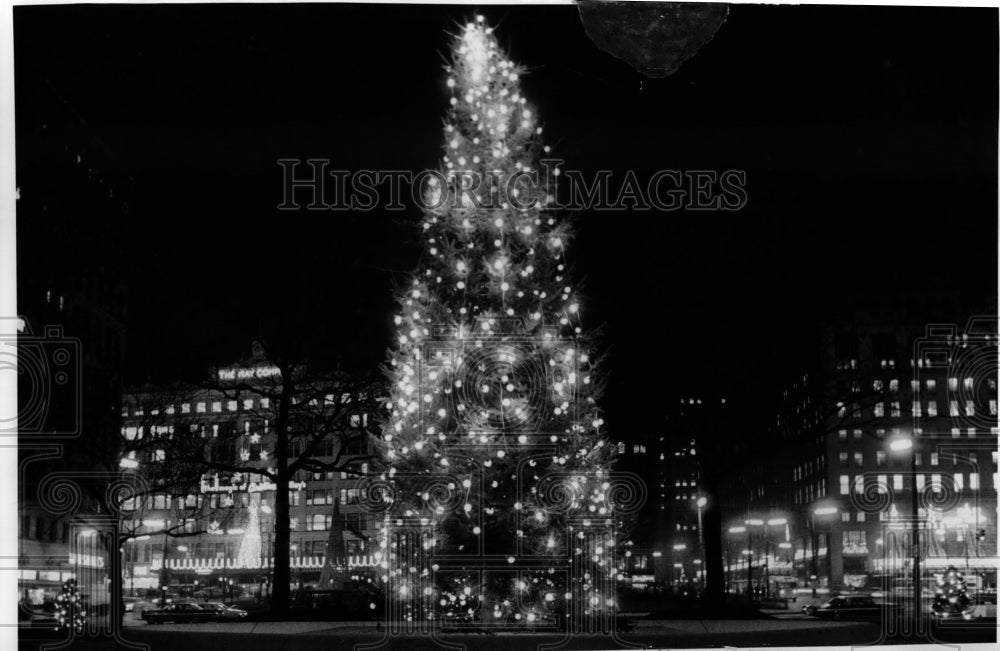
[889,437,913,452]
[767,518,787,526]
[729,526,747,534]
[673,543,687,551]
[813,506,838,516]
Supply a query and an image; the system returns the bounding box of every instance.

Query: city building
[720,310,998,598]
[16,87,130,622]
[614,398,719,591]
[118,349,380,599]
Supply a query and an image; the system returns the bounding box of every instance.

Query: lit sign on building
[217,366,281,381]
[199,477,306,494]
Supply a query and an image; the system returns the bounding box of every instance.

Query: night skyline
[12,4,1000,646]
[15,3,997,432]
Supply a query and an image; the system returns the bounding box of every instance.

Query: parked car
[804,595,901,619]
[962,593,998,622]
[197,602,248,621]
[141,602,214,624]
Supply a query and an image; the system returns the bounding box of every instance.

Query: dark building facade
[720,306,998,599]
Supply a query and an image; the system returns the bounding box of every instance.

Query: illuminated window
[930,452,939,466]
[839,453,849,467]
[891,402,901,417]
[916,475,925,490]
[840,475,849,495]
[842,512,850,522]
[954,474,964,491]
[963,378,974,391]
[196,402,206,413]
[949,378,958,391]
[970,473,979,490]
[952,428,961,438]
[927,401,937,416]
[857,512,866,522]
[926,379,936,391]
[854,452,864,467]
[853,429,862,441]
[911,380,920,392]
[889,379,899,392]
[874,403,884,418]
[931,474,942,492]
[854,476,864,494]
[990,400,998,415]
[261,398,270,408]
[877,474,887,493]
[893,474,903,490]
[838,430,848,442]
[212,401,222,413]
[244,399,254,410]
[966,402,975,417]
[876,451,886,467]
[227,400,238,412]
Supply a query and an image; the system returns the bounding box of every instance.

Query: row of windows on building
[838,449,998,469]
[835,356,997,372]
[123,487,365,513]
[123,539,369,564]
[838,472,995,495]
[868,377,997,393]
[20,515,71,544]
[834,400,995,420]
[837,427,999,443]
[126,393,368,419]
[123,414,370,442]
[794,480,828,505]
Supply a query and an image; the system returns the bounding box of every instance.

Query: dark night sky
[15,4,998,441]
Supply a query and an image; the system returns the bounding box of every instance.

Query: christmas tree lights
[932,566,971,620]
[374,17,622,627]
[55,579,86,635]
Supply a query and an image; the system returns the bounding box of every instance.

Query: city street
[16,615,991,651]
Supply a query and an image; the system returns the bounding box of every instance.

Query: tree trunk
[270,381,292,616]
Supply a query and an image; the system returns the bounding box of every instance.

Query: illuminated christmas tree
[375,17,622,628]
[932,566,971,619]
[55,579,86,635]
[236,497,262,569]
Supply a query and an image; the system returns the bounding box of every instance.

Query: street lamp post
[811,505,838,591]
[889,434,920,631]
[696,497,708,592]
[729,525,751,601]
[765,518,788,598]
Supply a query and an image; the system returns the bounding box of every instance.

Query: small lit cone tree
[55,579,86,635]
[932,566,971,618]
[375,18,625,629]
